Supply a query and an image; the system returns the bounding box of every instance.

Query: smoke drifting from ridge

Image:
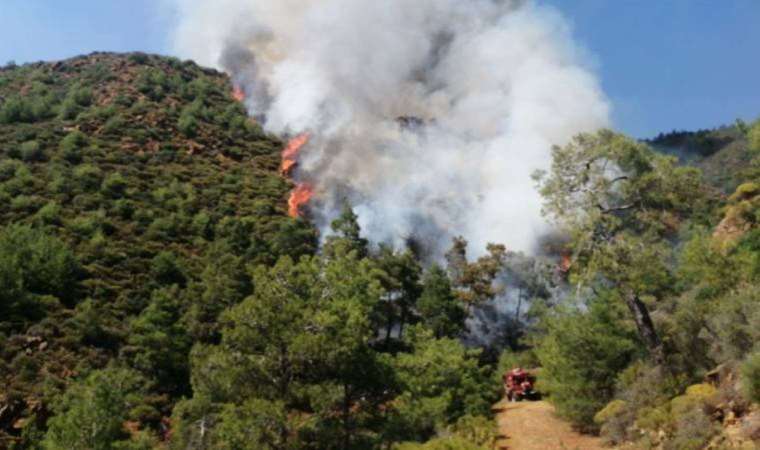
[168,0,610,257]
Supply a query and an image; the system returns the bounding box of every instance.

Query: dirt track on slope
[493,400,607,450]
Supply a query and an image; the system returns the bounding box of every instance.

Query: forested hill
[0,53,505,450]
[647,123,753,193]
[2,52,760,450]
[0,52,317,446]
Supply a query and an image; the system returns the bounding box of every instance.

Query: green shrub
[136,68,167,101]
[73,164,102,191]
[446,415,497,448]
[35,201,62,225]
[20,140,45,162]
[393,437,489,450]
[0,96,27,123]
[11,195,43,213]
[146,215,181,240]
[0,224,80,308]
[59,130,88,163]
[150,251,186,286]
[635,405,670,433]
[706,286,760,361]
[748,119,760,152]
[177,112,198,138]
[669,384,717,423]
[72,86,93,107]
[186,78,214,101]
[224,146,244,160]
[212,399,293,449]
[663,407,716,450]
[741,352,760,404]
[6,144,22,159]
[0,96,53,123]
[389,326,495,441]
[43,368,147,450]
[128,52,149,64]
[102,115,126,135]
[191,211,213,239]
[535,293,638,431]
[126,286,191,395]
[114,93,134,108]
[49,173,73,195]
[154,146,178,163]
[729,182,760,203]
[594,399,628,426]
[1,164,35,196]
[113,199,135,220]
[78,105,116,123]
[28,95,55,120]
[68,215,100,238]
[58,97,81,120]
[101,172,127,198]
[0,159,21,181]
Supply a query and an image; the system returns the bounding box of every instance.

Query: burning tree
[280,133,314,218]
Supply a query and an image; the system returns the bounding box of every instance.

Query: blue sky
[1,1,758,138]
[541,0,760,137]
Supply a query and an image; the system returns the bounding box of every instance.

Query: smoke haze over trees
[1,2,760,449]
[168,0,610,257]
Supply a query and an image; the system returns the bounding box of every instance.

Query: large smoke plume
[167,0,610,257]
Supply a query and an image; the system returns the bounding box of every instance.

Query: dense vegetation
[1,52,759,449]
[647,123,754,193]
[0,53,504,450]
[0,52,320,448]
[530,125,760,448]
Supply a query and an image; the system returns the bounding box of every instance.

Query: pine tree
[324,202,369,259]
[417,265,466,339]
[535,130,705,365]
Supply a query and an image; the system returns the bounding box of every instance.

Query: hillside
[1,52,759,450]
[0,52,317,446]
[0,52,506,450]
[647,124,753,193]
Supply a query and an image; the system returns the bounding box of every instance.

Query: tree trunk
[624,291,665,365]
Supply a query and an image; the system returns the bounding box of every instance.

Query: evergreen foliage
[2,52,759,449]
[0,53,316,448]
[535,293,639,430]
[43,367,148,450]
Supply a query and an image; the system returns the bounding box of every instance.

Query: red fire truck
[503,367,538,402]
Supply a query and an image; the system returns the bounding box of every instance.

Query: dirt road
[493,400,607,450]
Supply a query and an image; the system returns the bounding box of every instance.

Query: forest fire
[232,85,245,102]
[281,133,313,217]
[281,133,310,174]
[288,183,314,218]
[559,252,572,274]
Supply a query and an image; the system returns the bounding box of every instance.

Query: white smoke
[167,0,610,257]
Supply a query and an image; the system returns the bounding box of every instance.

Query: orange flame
[232,86,245,102]
[559,252,571,274]
[281,133,314,218]
[288,183,314,218]
[280,132,310,175]
[281,159,297,174]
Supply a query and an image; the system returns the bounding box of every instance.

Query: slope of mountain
[1,51,758,450]
[0,52,316,445]
[647,123,753,193]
